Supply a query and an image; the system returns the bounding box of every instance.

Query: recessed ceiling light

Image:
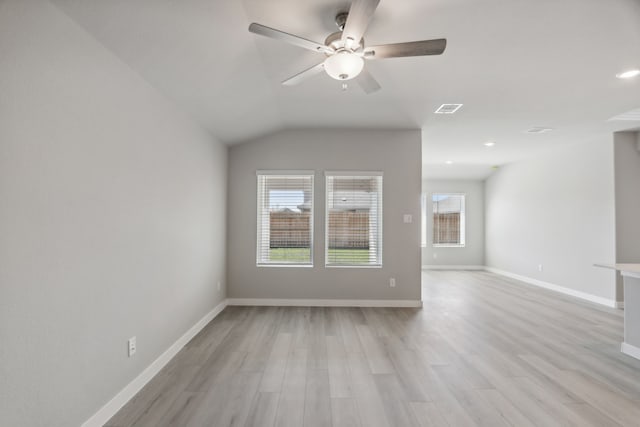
[616,69,640,79]
[435,104,463,114]
[484,141,496,147]
[525,127,554,134]
[445,160,453,165]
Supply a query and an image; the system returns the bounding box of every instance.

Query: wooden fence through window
[433,212,460,244]
[270,211,370,249]
[270,212,310,248]
[327,211,369,249]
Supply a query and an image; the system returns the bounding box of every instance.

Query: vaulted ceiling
[51,0,640,179]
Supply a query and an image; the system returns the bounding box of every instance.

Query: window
[325,172,382,267]
[432,193,465,246]
[257,172,313,266]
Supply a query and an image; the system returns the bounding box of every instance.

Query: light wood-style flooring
[106,271,640,426]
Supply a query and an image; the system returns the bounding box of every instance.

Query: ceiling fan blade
[364,39,447,59]
[341,0,380,48]
[282,62,326,86]
[249,23,333,54]
[355,69,381,94]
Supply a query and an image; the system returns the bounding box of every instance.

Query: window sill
[325,264,383,269]
[257,264,314,268]
[432,244,466,248]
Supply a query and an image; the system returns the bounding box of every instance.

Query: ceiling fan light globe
[324,52,364,81]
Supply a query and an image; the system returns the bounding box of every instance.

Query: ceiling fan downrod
[335,12,349,31]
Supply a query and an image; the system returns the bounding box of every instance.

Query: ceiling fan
[248,0,446,94]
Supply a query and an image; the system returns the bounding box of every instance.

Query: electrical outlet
[403,214,413,223]
[128,336,136,357]
[389,277,396,287]
[217,281,221,291]
[538,264,543,272]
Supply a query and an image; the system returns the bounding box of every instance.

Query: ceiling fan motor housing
[324,31,363,54]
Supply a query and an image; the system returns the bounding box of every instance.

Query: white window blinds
[257,172,314,266]
[325,173,382,267]
[432,193,465,246]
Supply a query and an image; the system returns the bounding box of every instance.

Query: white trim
[622,270,640,280]
[226,298,422,308]
[81,300,228,427]
[621,342,640,360]
[422,265,485,271]
[485,267,618,308]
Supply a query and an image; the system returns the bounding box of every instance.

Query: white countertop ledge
[594,263,640,279]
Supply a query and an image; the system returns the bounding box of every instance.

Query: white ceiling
[51,0,640,180]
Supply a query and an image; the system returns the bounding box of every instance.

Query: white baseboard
[621,342,640,360]
[81,299,228,427]
[226,298,422,308]
[422,265,485,271]
[485,267,618,308]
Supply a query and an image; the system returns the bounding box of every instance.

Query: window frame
[256,170,315,267]
[324,171,383,268]
[431,192,466,248]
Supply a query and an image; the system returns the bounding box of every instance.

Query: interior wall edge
[80,300,228,427]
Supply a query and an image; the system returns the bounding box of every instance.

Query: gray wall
[624,276,640,347]
[422,179,485,267]
[614,131,640,302]
[485,140,617,300]
[227,129,422,301]
[0,1,227,426]
[614,131,640,263]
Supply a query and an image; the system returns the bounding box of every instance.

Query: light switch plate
[403,214,412,223]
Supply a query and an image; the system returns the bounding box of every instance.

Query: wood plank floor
[106,271,640,427]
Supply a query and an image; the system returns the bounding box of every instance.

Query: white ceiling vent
[525,127,554,134]
[608,108,640,121]
[435,104,463,114]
